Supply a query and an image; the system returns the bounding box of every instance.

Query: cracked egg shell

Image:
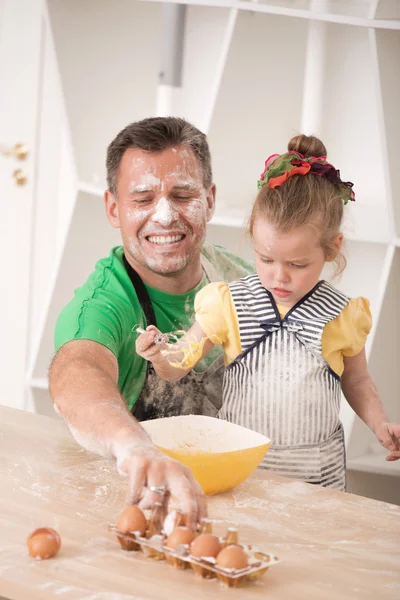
[190,533,221,558]
[216,544,249,570]
[165,526,196,549]
[116,505,147,535]
[27,527,61,560]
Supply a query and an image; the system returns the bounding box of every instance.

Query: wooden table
[1,406,399,600]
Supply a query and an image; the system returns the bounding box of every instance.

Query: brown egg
[190,533,221,558]
[27,527,61,560]
[165,526,195,549]
[116,505,147,535]
[216,544,249,570]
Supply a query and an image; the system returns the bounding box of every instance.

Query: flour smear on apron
[125,254,225,421]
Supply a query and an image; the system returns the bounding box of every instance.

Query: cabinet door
[0,0,43,408]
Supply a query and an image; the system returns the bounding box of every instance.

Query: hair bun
[288,134,327,158]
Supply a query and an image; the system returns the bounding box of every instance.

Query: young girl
[136,134,400,490]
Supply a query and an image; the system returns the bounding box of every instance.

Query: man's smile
[146,234,185,245]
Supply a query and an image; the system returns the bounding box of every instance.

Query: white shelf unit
[22,0,400,492]
[347,452,400,477]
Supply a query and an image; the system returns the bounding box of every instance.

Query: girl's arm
[341,348,400,461]
[136,322,215,382]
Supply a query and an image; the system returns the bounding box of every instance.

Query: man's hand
[116,445,207,530]
[50,340,206,527]
[376,422,400,461]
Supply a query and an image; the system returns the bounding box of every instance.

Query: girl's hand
[136,325,166,366]
[375,422,400,461]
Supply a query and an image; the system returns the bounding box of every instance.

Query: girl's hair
[249,134,346,275]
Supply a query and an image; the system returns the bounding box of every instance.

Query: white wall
[48,0,163,187]
[209,11,307,217]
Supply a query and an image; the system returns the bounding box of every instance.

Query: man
[49,117,254,528]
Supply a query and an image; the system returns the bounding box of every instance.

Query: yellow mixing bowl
[141,415,271,495]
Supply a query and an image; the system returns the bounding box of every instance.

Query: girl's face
[252,220,337,307]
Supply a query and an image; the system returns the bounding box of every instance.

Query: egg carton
[109,505,280,588]
[165,545,279,586]
[111,502,166,559]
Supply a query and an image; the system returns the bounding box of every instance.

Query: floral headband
[257,151,355,205]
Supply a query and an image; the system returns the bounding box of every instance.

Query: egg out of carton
[190,533,222,558]
[27,527,61,560]
[216,544,249,570]
[116,505,147,536]
[165,526,196,549]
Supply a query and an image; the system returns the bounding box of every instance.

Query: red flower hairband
[257,151,355,205]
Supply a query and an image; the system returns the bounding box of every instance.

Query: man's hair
[106,116,213,196]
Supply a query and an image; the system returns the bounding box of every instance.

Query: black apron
[123,255,224,421]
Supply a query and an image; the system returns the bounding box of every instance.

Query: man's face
[105,146,215,277]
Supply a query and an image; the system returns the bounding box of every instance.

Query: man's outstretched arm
[49,339,206,528]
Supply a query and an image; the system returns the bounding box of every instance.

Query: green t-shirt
[54,243,254,410]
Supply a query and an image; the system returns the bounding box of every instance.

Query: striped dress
[219,274,350,490]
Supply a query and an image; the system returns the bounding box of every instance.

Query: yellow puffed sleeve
[195,282,242,365]
[321,297,372,375]
[341,297,372,356]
